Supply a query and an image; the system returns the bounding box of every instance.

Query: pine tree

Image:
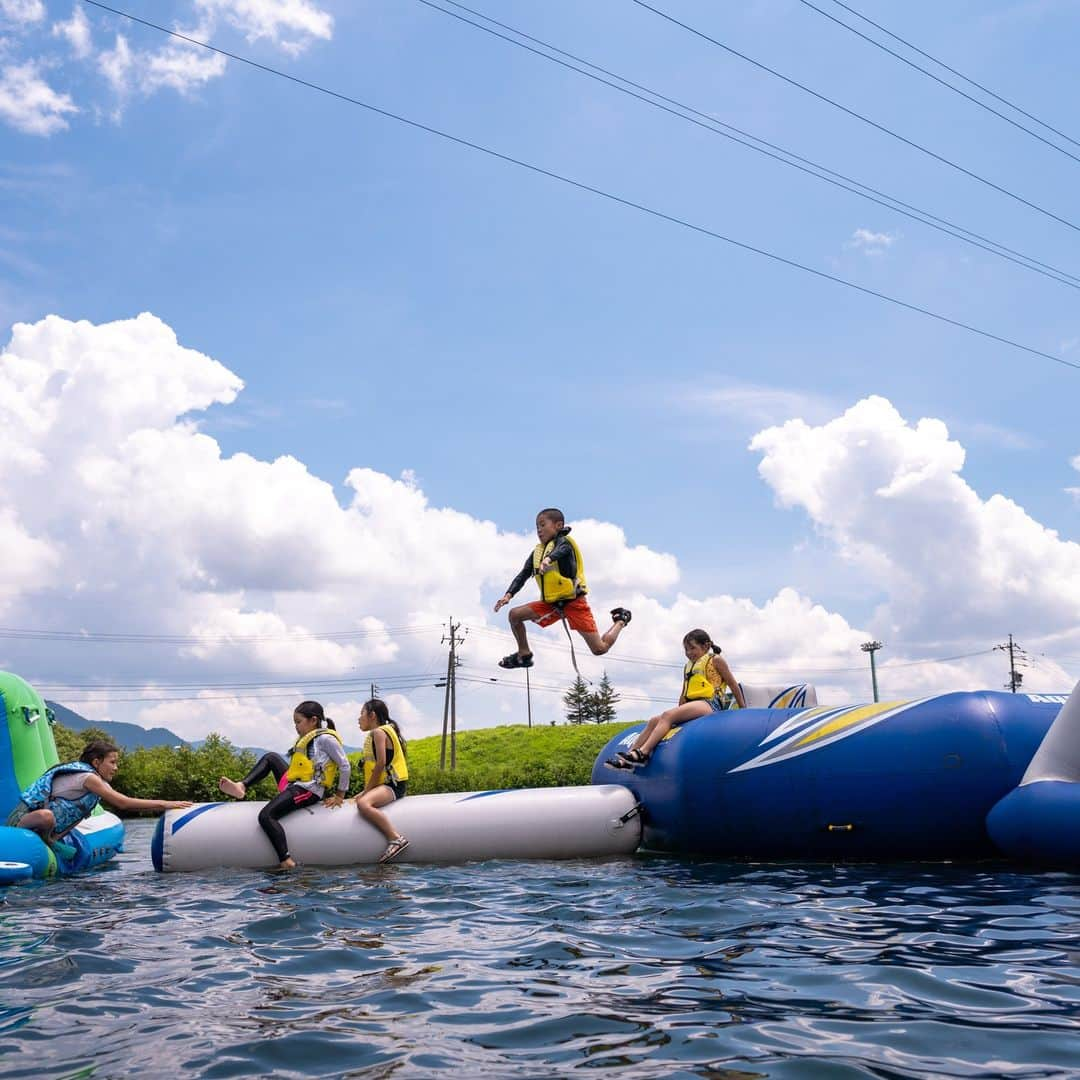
[563,676,592,725]
[592,672,620,723]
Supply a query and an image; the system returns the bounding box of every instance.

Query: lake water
[0,819,1077,1078]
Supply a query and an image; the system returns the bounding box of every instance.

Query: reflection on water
[0,820,1077,1078]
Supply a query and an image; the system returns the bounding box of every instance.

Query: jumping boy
[493,508,631,669]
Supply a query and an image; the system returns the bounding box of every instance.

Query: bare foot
[218,777,246,799]
[279,857,297,870]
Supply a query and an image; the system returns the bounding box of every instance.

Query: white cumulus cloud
[196,0,333,54]
[0,61,77,134]
[1,0,333,134]
[750,395,1080,644]
[0,0,45,25]
[52,6,92,58]
[0,313,689,743]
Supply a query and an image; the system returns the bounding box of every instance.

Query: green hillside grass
[349,721,635,794]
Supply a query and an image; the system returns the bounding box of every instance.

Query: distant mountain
[45,700,98,732]
[46,700,345,759]
[47,701,188,750]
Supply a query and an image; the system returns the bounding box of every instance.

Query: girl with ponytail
[355,699,411,863]
[608,629,745,769]
[217,700,350,870]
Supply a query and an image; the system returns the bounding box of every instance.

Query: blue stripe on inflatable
[151,815,164,871]
[171,804,222,834]
[455,790,509,801]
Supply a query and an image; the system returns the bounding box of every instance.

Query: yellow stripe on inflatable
[794,701,909,747]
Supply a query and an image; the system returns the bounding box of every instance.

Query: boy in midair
[493,508,631,669]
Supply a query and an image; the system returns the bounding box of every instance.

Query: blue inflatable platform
[593,686,1080,864]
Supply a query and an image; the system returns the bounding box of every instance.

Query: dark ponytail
[294,700,335,729]
[363,698,407,754]
[683,628,721,655]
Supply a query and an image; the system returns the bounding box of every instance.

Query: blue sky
[1,0,1078,745]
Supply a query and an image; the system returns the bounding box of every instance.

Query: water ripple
[0,823,1076,1077]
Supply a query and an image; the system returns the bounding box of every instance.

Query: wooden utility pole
[995,634,1026,692]
[439,617,466,768]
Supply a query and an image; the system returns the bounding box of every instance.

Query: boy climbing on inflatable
[493,508,631,670]
[7,739,192,843]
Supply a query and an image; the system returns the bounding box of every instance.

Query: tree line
[563,672,619,724]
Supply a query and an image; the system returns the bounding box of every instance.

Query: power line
[0,623,442,644]
[465,622,995,674]
[796,0,1080,165]
[630,0,1080,234]
[33,672,442,691]
[50,684,444,705]
[813,0,1080,153]
[77,0,1080,374]
[419,0,1080,291]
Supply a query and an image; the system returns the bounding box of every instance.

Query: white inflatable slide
[153,785,642,872]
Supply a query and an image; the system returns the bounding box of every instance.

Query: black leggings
[241,752,288,790]
[243,753,321,863]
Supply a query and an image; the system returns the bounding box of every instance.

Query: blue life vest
[19,762,100,836]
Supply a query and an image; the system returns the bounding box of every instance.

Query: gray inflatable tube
[153,785,642,872]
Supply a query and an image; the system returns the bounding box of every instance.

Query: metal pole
[526,665,532,728]
[439,628,452,769]
[449,626,458,770]
[861,640,883,703]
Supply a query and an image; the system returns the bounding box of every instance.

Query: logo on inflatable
[729,698,932,773]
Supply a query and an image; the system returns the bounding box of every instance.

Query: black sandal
[498,652,534,669]
[617,748,649,766]
[605,755,633,770]
[610,607,633,627]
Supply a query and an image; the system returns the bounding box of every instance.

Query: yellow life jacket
[362,724,409,785]
[285,728,343,790]
[532,534,588,604]
[683,654,726,702]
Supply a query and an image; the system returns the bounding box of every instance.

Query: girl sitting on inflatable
[354,698,410,863]
[608,628,746,769]
[9,739,192,844]
[218,700,350,870]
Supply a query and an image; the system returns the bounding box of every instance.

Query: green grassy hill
[352,721,633,794]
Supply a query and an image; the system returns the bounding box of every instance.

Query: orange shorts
[525,596,598,634]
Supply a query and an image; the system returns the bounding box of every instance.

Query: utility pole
[995,634,1027,693]
[439,617,466,769]
[861,640,883,702]
[369,682,379,702]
